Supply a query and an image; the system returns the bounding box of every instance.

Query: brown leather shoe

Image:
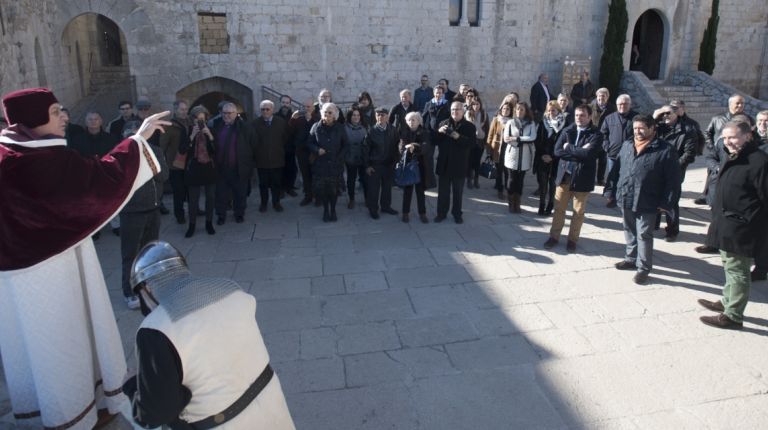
[543,237,558,249]
[695,245,718,254]
[697,298,725,312]
[700,313,742,329]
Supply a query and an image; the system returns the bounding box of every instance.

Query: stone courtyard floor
[3,159,768,429]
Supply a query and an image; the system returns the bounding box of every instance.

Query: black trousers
[536,162,556,210]
[366,163,394,212]
[188,183,215,222]
[596,152,607,184]
[346,163,367,200]
[216,168,248,217]
[506,169,527,195]
[258,167,283,204]
[467,142,484,177]
[437,175,465,217]
[297,151,313,198]
[402,182,426,214]
[283,150,298,191]
[656,165,687,236]
[494,142,508,191]
[120,209,160,298]
[169,169,187,219]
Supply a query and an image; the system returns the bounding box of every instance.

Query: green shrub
[598,0,628,101]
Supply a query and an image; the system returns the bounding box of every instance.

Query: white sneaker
[125,295,140,310]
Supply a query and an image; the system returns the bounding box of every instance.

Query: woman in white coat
[503,102,537,213]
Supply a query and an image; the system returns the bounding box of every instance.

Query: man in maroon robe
[0,87,170,430]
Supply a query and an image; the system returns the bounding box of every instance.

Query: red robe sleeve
[0,138,147,271]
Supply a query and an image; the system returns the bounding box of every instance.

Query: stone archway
[176,77,255,121]
[61,13,131,101]
[630,10,665,80]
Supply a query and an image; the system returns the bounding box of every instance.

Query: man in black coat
[422,86,451,143]
[698,121,768,329]
[253,100,288,212]
[529,73,552,121]
[363,108,399,219]
[544,105,603,252]
[434,102,475,224]
[695,95,752,204]
[613,115,680,285]
[652,105,697,241]
[211,102,257,225]
[600,94,638,207]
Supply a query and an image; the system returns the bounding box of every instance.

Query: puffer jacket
[503,118,537,171]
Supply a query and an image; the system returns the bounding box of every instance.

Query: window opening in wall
[449,0,462,26]
[198,12,229,54]
[467,0,480,26]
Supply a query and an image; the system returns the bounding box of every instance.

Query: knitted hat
[2,88,59,128]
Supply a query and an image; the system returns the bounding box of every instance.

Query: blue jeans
[621,209,656,273]
[603,157,619,200]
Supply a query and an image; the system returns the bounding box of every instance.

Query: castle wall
[0,0,765,118]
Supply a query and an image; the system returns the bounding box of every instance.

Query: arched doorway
[630,10,665,80]
[176,77,254,121]
[61,13,132,121]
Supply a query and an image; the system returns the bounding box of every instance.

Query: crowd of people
[57,74,768,308]
[0,71,766,428]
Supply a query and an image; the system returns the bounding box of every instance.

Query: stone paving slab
[5,162,768,430]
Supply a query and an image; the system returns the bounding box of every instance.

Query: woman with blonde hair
[465,97,488,189]
[503,102,537,213]
[535,100,571,215]
[486,102,514,199]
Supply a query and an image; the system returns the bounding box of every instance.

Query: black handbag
[394,151,421,187]
[479,155,497,179]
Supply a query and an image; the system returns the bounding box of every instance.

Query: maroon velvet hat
[2,87,59,128]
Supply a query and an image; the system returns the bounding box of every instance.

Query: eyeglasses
[138,107,150,111]
[660,111,673,117]
[261,108,272,111]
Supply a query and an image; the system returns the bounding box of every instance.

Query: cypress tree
[598,0,629,101]
[697,0,719,75]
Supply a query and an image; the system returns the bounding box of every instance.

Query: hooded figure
[124,241,295,429]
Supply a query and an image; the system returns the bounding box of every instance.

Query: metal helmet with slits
[130,240,188,291]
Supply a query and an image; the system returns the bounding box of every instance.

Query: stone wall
[710,0,768,98]
[671,70,768,117]
[0,0,765,120]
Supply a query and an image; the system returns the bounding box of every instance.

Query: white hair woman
[307,103,349,221]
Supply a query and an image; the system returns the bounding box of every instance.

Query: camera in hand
[444,125,454,134]
[197,119,205,128]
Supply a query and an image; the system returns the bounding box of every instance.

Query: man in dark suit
[252,100,288,212]
[530,73,552,121]
[434,102,476,224]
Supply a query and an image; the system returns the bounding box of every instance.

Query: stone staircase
[653,84,724,126]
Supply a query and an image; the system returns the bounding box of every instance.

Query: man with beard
[613,114,680,285]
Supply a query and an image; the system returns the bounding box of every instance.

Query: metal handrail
[260,85,357,113]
